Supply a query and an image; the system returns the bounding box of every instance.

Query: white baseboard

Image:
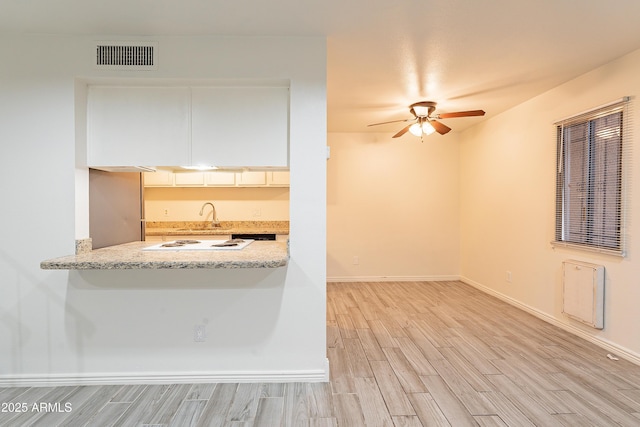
[460,276,640,366]
[0,362,330,388]
[327,275,460,283]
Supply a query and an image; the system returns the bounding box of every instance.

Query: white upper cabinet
[191,86,289,167]
[87,84,289,169]
[87,86,191,166]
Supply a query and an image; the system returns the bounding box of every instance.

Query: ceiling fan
[367,101,485,138]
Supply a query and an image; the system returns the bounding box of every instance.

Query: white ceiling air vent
[95,41,158,70]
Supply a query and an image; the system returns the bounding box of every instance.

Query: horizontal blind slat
[554,99,630,254]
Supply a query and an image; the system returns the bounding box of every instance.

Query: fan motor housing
[409,101,437,117]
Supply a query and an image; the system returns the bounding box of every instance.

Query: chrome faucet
[199,202,221,227]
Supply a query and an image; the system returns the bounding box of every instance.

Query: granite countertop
[41,240,289,270]
[145,220,289,237]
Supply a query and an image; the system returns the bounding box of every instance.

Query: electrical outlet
[252,208,262,217]
[194,325,206,342]
[506,271,512,283]
[353,256,359,265]
[163,208,169,217]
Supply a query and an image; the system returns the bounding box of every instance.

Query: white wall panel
[0,34,326,385]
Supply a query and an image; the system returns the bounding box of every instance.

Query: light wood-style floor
[2,280,640,426]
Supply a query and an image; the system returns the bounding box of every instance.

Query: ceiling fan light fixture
[409,121,435,137]
[412,105,430,117]
[422,121,436,135]
[368,101,484,138]
[409,123,423,136]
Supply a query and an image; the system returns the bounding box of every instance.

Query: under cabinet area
[86,84,290,169]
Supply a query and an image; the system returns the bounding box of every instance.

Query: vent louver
[95,42,158,70]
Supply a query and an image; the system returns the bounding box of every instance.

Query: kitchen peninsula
[41,220,289,270]
[40,240,288,270]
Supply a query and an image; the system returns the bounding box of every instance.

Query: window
[554,98,629,255]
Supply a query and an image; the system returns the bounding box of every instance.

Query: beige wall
[144,187,290,221]
[327,48,640,362]
[327,132,460,281]
[460,48,640,361]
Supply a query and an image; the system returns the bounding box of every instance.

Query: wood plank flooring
[2,281,640,426]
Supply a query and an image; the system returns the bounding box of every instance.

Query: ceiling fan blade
[436,110,485,119]
[430,120,452,135]
[367,118,412,127]
[392,124,413,138]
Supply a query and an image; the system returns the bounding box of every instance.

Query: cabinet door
[191,87,289,167]
[237,171,267,186]
[143,171,174,186]
[205,171,236,186]
[87,86,191,166]
[174,172,205,186]
[268,171,290,186]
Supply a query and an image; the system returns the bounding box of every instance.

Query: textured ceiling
[3,0,640,133]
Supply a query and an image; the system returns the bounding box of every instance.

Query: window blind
[554,97,632,255]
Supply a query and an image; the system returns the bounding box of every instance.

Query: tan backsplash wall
[144,187,290,221]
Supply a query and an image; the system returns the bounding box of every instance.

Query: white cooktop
[143,239,254,251]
